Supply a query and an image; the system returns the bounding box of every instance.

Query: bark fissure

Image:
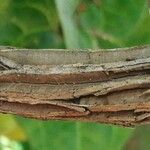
[0,45,150,127]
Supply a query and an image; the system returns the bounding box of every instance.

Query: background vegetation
[0,0,150,150]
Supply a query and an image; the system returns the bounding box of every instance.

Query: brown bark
[0,45,150,127]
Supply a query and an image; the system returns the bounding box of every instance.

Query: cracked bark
[0,45,150,127]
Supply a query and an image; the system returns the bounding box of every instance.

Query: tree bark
[0,45,150,127]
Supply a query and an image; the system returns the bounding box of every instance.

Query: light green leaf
[0,114,26,141]
[55,0,81,48]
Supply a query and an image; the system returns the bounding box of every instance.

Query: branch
[0,45,150,127]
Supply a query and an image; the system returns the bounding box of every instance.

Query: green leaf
[16,117,134,150]
[108,126,134,150]
[16,118,81,150]
[75,0,148,48]
[0,23,22,45]
[0,114,26,141]
[0,0,62,48]
[126,125,150,150]
[125,10,150,46]
[55,0,81,48]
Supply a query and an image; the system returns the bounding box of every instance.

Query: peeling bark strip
[0,45,150,127]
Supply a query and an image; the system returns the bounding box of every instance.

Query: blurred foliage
[0,135,23,150]
[0,115,26,141]
[0,0,150,150]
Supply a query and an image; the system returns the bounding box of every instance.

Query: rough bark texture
[0,45,150,127]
